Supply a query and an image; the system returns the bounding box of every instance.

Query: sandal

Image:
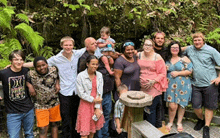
[165,122,173,132]
[177,123,183,132]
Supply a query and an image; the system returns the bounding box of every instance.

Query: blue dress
[164,58,193,108]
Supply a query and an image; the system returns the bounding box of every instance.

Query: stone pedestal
[120,91,153,138]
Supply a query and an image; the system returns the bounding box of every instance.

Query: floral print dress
[164,58,193,108]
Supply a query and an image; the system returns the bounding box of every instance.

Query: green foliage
[0,7,15,30]
[15,23,44,55]
[0,0,7,6]
[0,0,54,69]
[206,28,220,45]
[16,13,29,24]
[206,28,220,51]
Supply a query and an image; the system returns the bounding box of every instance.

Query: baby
[97,26,116,75]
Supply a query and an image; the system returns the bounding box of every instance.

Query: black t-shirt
[0,67,34,113]
[154,46,168,60]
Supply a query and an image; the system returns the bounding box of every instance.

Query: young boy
[0,50,34,138]
[97,26,116,75]
[26,56,61,138]
[114,84,128,138]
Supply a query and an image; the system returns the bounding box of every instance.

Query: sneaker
[194,119,205,131]
[203,126,210,138]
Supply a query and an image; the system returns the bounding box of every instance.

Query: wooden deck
[167,120,220,138]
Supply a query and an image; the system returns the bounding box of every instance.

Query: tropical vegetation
[0,0,220,69]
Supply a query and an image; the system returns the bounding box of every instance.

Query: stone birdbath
[120,91,153,138]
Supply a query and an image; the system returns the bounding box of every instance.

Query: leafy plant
[0,0,53,69]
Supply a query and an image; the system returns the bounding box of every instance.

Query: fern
[0,7,15,30]
[0,38,22,57]
[0,0,7,7]
[15,23,44,55]
[38,46,54,58]
[16,13,29,24]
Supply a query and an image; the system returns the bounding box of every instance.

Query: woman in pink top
[137,39,168,127]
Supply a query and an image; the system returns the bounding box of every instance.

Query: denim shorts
[192,84,219,110]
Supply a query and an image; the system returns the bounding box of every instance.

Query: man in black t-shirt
[152,31,167,128]
[0,50,34,138]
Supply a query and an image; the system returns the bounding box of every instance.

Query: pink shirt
[138,58,168,98]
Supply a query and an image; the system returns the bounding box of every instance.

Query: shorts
[35,104,61,127]
[192,84,219,110]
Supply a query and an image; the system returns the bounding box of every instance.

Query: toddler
[97,26,116,75]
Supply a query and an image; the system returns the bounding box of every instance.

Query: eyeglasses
[171,47,179,50]
[143,44,153,47]
[123,42,135,47]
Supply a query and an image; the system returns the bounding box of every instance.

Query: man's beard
[155,44,163,48]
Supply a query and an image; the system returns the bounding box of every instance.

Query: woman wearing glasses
[114,40,140,91]
[164,41,192,132]
[137,39,168,128]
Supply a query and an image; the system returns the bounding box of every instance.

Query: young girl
[76,55,105,138]
[26,56,61,138]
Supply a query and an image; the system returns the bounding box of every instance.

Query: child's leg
[89,133,94,138]
[108,56,114,66]
[51,122,59,138]
[101,56,114,75]
[39,126,49,138]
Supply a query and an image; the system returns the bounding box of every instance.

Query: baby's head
[117,84,128,96]
[100,26,110,40]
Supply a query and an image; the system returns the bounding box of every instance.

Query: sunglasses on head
[123,42,135,47]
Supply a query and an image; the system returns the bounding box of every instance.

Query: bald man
[77,37,114,138]
[77,37,102,73]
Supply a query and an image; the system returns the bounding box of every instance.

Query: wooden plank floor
[167,120,220,138]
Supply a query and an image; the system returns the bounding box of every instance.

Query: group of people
[0,27,219,138]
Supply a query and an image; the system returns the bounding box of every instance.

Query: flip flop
[177,123,183,132]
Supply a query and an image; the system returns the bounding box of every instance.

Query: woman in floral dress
[164,41,193,132]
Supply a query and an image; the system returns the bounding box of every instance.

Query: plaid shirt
[114,99,125,121]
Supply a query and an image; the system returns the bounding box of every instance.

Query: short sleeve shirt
[114,56,140,91]
[114,100,125,120]
[27,66,59,109]
[185,44,220,87]
[0,67,34,113]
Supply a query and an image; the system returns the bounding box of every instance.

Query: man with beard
[152,31,167,130]
[153,31,167,60]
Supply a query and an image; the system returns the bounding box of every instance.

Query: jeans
[7,108,34,138]
[59,93,80,138]
[145,95,162,128]
[95,92,112,138]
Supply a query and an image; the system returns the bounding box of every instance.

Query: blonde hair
[60,36,75,46]
[192,32,205,41]
[100,26,110,35]
[117,84,128,94]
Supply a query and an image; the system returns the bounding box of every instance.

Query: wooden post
[120,91,153,138]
